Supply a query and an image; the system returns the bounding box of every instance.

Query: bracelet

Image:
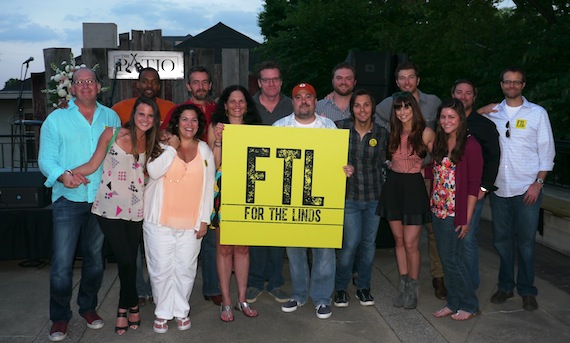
[65,169,73,176]
[214,141,222,147]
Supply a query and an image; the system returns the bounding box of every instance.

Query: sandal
[433,306,454,318]
[176,316,191,331]
[451,310,481,321]
[153,318,168,334]
[220,304,234,322]
[128,306,141,329]
[235,302,258,318]
[115,309,128,335]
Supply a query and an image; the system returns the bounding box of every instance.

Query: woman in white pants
[143,104,215,333]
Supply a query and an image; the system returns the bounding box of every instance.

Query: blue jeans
[248,246,286,291]
[490,192,542,296]
[50,197,104,322]
[287,247,335,306]
[136,246,152,298]
[335,200,380,291]
[432,215,479,313]
[200,228,220,296]
[464,196,485,290]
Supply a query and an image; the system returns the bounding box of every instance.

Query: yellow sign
[220,125,349,248]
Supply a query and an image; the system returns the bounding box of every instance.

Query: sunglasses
[506,121,510,138]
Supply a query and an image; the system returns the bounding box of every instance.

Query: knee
[218,245,233,257]
[234,246,249,256]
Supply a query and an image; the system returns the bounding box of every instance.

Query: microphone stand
[14,61,31,171]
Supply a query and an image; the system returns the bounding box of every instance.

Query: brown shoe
[432,277,447,300]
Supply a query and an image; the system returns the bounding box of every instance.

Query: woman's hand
[343,164,354,178]
[167,134,180,149]
[196,222,208,239]
[455,224,470,239]
[214,123,225,142]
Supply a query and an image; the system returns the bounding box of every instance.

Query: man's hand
[343,165,354,178]
[477,103,499,115]
[523,182,542,205]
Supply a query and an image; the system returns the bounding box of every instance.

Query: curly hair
[211,85,261,125]
[166,103,207,141]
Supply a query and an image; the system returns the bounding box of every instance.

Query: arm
[208,123,224,169]
[422,127,436,154]
[477,120,501,196]
[197,143,216,238]
[476,103,499,115]
[71,127,114,180]
[457,194,478,239]
[524,110,555,205]
[146,144,177,179]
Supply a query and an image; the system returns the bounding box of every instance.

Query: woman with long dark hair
[71,97,161,335]
[377,92,435,309]
[428,98,483,320]
[207,85,262,322]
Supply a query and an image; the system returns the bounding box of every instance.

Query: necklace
[164,158,187,183]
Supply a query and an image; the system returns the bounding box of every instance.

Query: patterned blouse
[92,141,145,221]
[430,157,456,219]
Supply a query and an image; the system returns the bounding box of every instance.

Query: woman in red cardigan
[427,98,483,321]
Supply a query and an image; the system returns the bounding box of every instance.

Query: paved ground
[1,219,569,343]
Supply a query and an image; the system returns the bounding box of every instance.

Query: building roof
[175,22,260,51]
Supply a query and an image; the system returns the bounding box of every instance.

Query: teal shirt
[39,98,120,203]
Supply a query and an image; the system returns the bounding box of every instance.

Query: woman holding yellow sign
[207,85,262,322]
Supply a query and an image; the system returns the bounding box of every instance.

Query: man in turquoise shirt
[39,67,120,342]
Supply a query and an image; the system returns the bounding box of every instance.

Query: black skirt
[377,170,431,225]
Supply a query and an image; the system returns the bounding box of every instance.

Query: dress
[377,131,430,225]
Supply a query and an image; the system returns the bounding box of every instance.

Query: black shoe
[522,295,538,311]
[490,290,514,304]
[333,290,349,307]
[356,288,375,306]
[432,277,447,300]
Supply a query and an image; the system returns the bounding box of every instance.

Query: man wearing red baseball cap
[273,82,339,319]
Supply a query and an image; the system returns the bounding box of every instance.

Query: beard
[333,85,353,96]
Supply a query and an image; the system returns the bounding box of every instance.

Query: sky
[0,0,265,87]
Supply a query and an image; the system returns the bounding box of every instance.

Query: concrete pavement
[1,218,569,343]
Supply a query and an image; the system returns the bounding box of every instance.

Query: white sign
[107,51,184,80]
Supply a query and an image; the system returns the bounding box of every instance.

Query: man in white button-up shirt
[483,67,555,312]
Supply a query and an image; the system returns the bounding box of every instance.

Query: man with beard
[316,62,357,122]
[483,67,555,311]
[112,67,175,126]
[161,65,216,132]
[451,79,500,291]
[375,61,447,300]
[273,83,339,319]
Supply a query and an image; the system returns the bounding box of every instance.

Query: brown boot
[432,277,447,300]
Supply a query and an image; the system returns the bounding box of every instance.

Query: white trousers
[143,221,202,319]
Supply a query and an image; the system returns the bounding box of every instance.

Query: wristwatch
[536,178,544,186]
[480,186,488,193]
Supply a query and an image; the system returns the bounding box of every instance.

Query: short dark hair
[332,62,357,80]
[500,67,526,82]
[138,67,160,81]
[256,61,282,80]
[187,65,211,84]
[394,61,419,78]
[167,103,207,141]
[349,89,376,119]
[451,78,478,97]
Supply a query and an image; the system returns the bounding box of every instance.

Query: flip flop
[451,310,481,321]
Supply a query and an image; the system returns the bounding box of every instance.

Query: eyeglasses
[501,80,524,86]
[73,79,97,86]
[260,77,281,84]
[505,121,510,138]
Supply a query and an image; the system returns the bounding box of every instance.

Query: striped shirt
[483,97,555,197]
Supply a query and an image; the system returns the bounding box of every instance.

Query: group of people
[38,58,555,341]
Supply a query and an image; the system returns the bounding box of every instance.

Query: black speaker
[0,172,51,209]
[346,50,395,86]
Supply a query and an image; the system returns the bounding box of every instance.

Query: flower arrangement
[41,52,107,108]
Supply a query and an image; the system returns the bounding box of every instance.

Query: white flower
[62,79,71,88]
[58,89,67,97]
[54,74,62,82]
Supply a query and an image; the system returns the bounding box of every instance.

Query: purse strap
[106,127,120,154]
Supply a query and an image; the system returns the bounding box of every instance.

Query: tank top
[390,131,422,174]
